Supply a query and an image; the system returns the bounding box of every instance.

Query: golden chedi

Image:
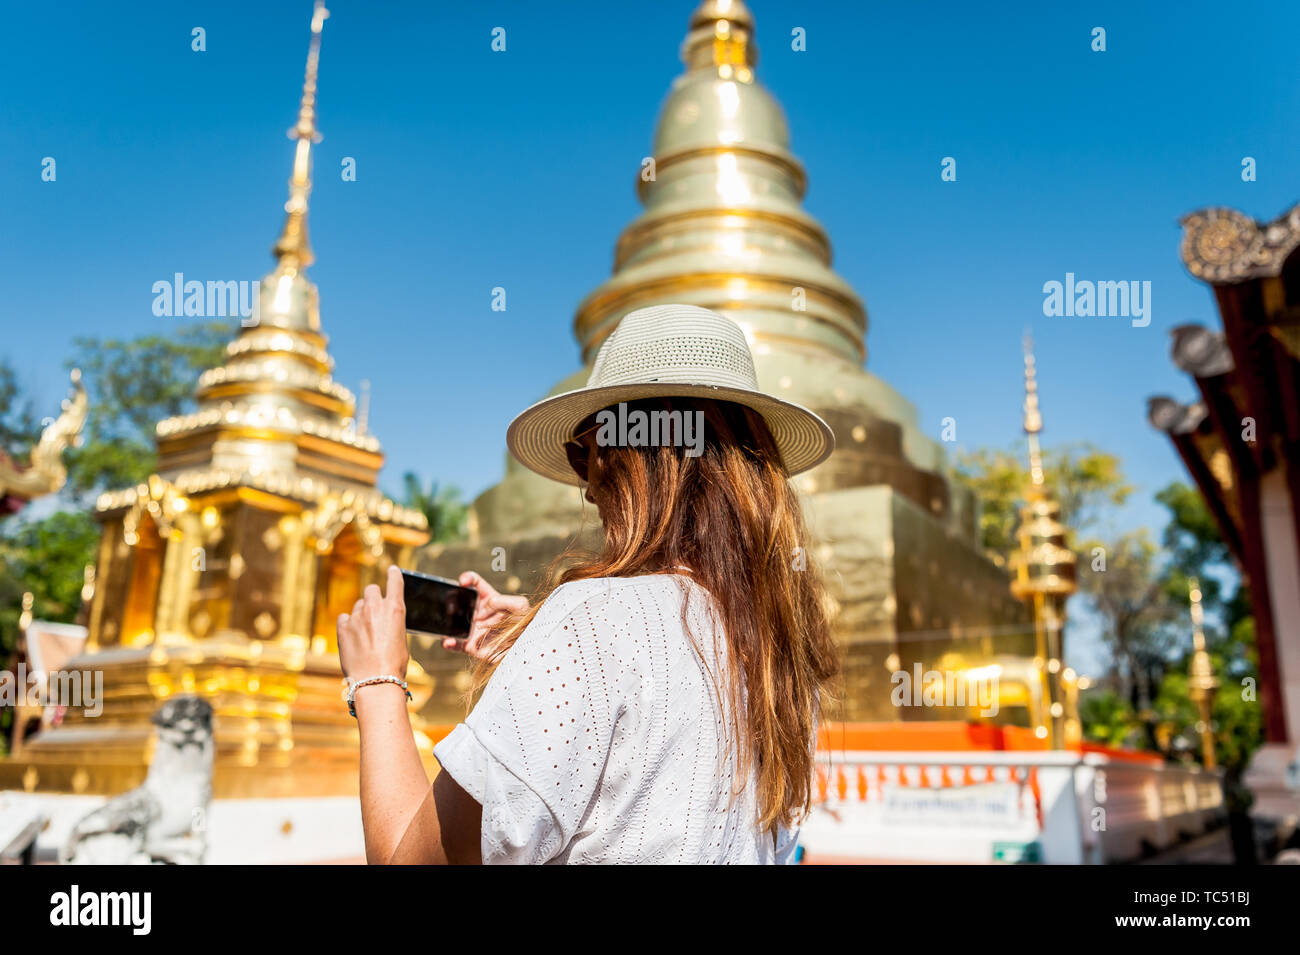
[0,4,432,798]
[419,0,1029,723]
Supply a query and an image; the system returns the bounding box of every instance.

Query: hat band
[586,334,757,390]
[588,369,758,391]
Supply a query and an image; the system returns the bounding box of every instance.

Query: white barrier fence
[800,750,1224,864]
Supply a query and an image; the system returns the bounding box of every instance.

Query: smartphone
[400,570,478,640]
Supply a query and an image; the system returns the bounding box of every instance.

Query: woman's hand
[337,564,409,683]
[442,571,528,660]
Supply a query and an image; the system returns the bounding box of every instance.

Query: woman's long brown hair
[471,396,839,833]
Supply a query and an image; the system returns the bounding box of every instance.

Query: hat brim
[506,382,835,487]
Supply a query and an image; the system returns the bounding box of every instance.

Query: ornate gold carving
[0,369,87,503]
[1181,204,1300,283]
[121,476,188,543]
[197,360,355,406]
[225,328,333,369]
[156,403,379,453]
[99,469,426,531]
[308,495,386,560]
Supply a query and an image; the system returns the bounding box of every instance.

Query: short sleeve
[432,580,622,864]
[433,722,560,863]
[774,824,800,864]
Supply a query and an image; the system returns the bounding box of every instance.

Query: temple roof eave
[1180,201,1300,284]
[94,468,428,533]
[196,363,355,410]
[156,407,381,455]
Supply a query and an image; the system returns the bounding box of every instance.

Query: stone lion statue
[61,695,214,865]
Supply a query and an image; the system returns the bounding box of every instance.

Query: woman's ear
[584,446,612,510]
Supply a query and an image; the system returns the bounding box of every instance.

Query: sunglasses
[564,420,601,483]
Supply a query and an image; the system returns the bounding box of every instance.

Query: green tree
[0,359,42,460]
[61,320,234,502]
[0,320,231,672]
[1078,529,1181,727]
[1148,481,1260,860]
[1155,481,1250,631]
[1148,482,1258,763]
[954,442,1133,560]
[0,510,101,754]
[398,473,468,543]
[954,445,1185,752]
[1078,688,1142,748]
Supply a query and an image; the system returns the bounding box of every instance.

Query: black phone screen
[400,570,478,639]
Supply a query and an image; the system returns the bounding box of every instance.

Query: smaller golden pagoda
[0,1,432,798]
[1008,335,1079,748]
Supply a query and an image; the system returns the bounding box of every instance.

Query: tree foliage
[0,360,43,461]
[61,320,234,502]
[398,472,468,544]
[0,321,232,660]
[955,441,1259,773]
[954,442,1132,560]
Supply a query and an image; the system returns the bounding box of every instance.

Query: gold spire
[1189,577,1207,651]
[683,0,757,76]
[150,0,409,496]
[1009,334,1076,749]
[273,0,329,270]
[1187,577,1219,768]
[574,0,866,368]
[1022,331,1045,496]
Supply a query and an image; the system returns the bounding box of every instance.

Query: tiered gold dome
[422,1,1030,725]
[577,0,865,367]
[472,0,971,541]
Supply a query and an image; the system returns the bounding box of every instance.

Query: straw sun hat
[506,304,835,487]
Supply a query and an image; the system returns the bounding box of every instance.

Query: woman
[338,304,839,864]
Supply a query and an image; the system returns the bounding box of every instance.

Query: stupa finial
[1022,330,1046,496]
[683,0,757,76]
[273,0,329,270]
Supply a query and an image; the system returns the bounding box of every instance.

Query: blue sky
[3,1,1297,671]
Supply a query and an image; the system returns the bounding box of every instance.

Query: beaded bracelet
[347,675,412,717]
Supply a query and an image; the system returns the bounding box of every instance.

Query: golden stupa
[1007,337,1079,747]
[418,0,1031,723]
[0,2,434,798]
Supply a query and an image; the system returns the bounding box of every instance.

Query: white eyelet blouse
[433,573,800,864]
